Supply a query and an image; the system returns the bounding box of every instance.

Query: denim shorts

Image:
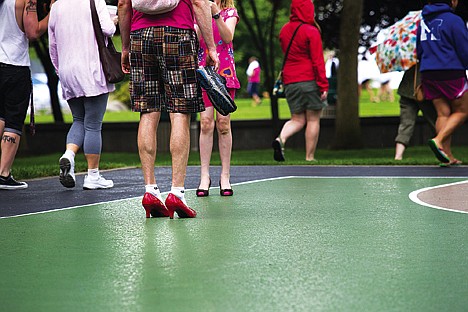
[0,64,31,135]
[284,80,327,114]
[129,26,204,113]
[247,82,259,96]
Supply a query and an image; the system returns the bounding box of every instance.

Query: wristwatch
[212,12,220,19]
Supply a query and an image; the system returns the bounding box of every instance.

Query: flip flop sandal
[428,139,450,163]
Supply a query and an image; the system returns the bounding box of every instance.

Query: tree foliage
[235,0,289,130]
[316,0,467,50]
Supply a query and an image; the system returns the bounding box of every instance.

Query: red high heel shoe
[196,178,211,197]
[219,181,233,196]
[142,192,170,218]
[165,193,197,219]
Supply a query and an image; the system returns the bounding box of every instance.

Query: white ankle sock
[64,150,75,160]
[88,168,99,179]
[171,186,187,205]
[146,184,162,200]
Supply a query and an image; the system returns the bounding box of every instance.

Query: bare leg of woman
[216,112,232,190]
[304,110,322,161]
[436,93,468,146]
[277,113,306,145]
[198,107,215,190]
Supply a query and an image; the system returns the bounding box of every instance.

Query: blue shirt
[416,3,468,72]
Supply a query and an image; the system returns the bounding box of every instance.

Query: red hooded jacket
[279,0,328,92]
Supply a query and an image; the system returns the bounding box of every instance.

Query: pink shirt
[197,8,240,89]
[131,0,194,32]
[249,67,261,83]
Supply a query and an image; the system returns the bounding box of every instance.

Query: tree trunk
[34,0,64,124]
[32,39,64,124]
[332,0,363,149]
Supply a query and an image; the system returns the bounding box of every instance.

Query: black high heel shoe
[196,178,211,197]
[219,181,233,196]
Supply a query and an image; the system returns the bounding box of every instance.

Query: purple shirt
[198,8,240,89]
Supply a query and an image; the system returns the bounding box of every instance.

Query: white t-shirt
[0,0,30,66]
[246,60,259,77]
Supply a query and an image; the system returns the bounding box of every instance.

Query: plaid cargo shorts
[129,26,204,113]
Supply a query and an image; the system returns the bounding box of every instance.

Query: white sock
[171,186,187,205]
[146,184,162,200]
[88,168,99,179]
[64,150,75,161]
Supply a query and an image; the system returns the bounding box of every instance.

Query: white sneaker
[59,155,75,188]
[83,175,114,190]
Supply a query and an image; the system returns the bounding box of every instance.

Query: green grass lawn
[32,89,400,123]
[13,145,467,181]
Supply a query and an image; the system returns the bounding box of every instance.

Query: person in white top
[0,0,54,190]
[246,56,261,106]
[48,0,116,190]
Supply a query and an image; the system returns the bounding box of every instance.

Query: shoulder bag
[272,23,303,98]
[90,0,125,84]
[132,0,180,15]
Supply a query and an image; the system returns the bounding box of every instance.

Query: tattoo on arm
[26,0,37,13]
[2,135,17,144]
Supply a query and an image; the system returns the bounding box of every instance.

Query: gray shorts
[284,80,327,114]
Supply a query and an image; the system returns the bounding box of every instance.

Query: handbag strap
[413,62,419,91]
[90,0,106,49]
[281,23,304,71]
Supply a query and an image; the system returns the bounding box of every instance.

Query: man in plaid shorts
[118,0,219,218]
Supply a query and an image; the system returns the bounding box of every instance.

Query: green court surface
[1,177,467,311]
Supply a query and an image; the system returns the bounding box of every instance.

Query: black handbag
[272,23,303,98]
[90,0,124,83]
[197,66,237,116]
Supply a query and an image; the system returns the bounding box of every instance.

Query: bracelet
[212,12,220,20]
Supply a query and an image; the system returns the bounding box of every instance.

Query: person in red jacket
[272,0,328,162]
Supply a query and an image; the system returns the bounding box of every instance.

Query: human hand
[121,50,130,74]
[209,1,220,15]
[205,47,220,71]
[320,91,328,101]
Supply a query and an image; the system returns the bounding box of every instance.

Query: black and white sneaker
[59,155,76,188]
[0,174,28,190]
[196,66,237,116]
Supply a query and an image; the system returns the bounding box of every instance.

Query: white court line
[1,176,466,219]
[409,180,468,214]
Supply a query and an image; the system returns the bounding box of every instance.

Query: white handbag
[132,0,180,15]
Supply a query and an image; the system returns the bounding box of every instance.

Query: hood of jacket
[290,0,315,25]
[422,3,453,19]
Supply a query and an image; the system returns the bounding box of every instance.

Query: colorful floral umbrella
[370,11,421,73]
